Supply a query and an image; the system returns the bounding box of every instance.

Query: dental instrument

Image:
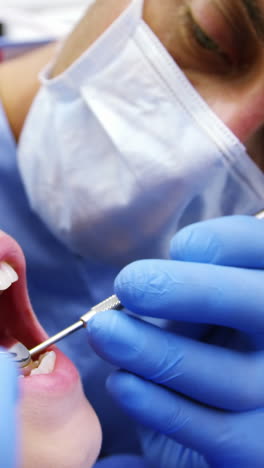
[10,295,123,368]
[7,341,32,368]
[9,210,264,369]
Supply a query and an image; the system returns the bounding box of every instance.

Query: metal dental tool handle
[28,295,123,360]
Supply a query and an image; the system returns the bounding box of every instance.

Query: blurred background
[0,0,94,41]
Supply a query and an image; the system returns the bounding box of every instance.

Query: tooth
[21,359,39,377]
[30,351,56,376]
[0,262,18,291]
[1,263,18,282]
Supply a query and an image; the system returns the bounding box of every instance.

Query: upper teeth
[0,262,18,291]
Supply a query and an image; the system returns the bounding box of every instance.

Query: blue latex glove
[0,350,18,468]
[93,454,147,468]
[88,216,264,468]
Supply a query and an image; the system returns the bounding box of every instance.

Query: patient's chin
[19,378,102,468]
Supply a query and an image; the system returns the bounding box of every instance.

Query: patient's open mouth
[0,259,55,377]
[0,233,79,388]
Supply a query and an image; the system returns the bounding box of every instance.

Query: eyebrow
[242,0,264,40]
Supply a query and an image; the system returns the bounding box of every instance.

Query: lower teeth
[21,351,56,377]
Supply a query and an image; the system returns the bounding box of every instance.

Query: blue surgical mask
[18,0,264,266]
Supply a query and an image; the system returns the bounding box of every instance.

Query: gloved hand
[88,216,264,468]
[0,350,18,468]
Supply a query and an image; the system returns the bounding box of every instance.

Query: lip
[0,231,80,393]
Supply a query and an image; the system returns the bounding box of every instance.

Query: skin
[1,0,263,160]
[0,43,57,141]
[51,0,264,171]
[20,377,102,468]
[0,230,102,468]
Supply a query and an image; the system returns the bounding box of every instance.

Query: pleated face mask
[18,0,264,266]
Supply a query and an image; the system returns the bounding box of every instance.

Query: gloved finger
[106,371,229,463]
[94,454,147,468]
[88,310,262,411]
[139,427,209,468]
[114,259,264,332]
[0,351,18,468]
[170,216,264,268]
[109,373,264,468]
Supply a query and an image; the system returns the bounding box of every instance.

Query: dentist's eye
[178,1,260,76]
[185,9,232,67]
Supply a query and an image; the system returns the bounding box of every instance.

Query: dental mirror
[7,341,32,368]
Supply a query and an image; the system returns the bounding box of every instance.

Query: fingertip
[171,215,264,267]
[107,372,145,412]
[86,311,116,362]
[107,373,185,434]
[115,261,144,284]
[90,311,148,368]
[170,222,221,264]
[107,371,141,396]
[87,311,107,335]
[106,371,133,404]
[115,260,163,313]
[106,371,127,395]
[87,309,120,340]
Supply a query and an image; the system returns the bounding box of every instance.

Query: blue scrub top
[0,103,140,456]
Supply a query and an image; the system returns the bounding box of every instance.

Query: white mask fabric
[18,0,264,267]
